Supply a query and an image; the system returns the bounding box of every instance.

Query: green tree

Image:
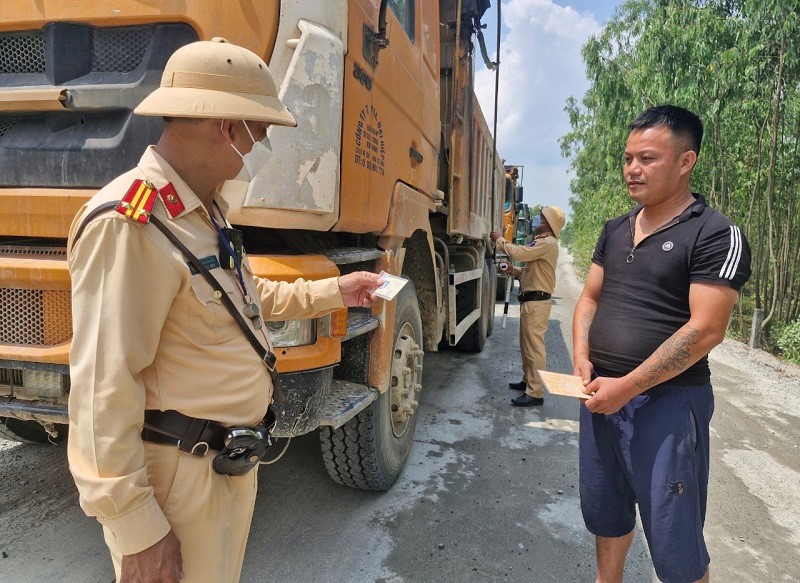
[562,0,800,351]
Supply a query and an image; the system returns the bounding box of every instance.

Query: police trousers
[519,299,552,398]
[106,442,258,583]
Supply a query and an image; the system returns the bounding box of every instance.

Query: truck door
[337,0,440,233]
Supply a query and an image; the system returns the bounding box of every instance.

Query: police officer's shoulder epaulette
[115,179,158,224]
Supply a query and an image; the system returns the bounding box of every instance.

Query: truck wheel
[457,261,491,352]
[320,282,423,490]
[496,274,507,300]
[487,259,497,337]
[0,417,66,444]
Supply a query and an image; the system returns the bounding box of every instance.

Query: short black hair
[629,105,703,154]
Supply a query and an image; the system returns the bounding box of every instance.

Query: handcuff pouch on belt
[212,408,277,476]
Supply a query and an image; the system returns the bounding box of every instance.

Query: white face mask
[226,120,272,182]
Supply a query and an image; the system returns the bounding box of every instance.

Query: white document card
[374,271,408,301]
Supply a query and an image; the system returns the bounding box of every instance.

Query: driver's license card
[374,271,408,301]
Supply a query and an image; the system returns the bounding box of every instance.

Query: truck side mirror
[515,185,523,203]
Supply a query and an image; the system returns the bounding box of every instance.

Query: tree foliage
[562,0,800,347]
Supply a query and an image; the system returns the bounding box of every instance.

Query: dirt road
[1,249,798,582]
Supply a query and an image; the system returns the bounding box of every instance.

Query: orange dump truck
[0,0,502,490]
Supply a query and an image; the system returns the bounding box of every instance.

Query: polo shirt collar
[627,192,707,223]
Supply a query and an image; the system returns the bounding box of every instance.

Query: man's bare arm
[627,282,737,392]
[572,264,604,383]
[628,325,700,392]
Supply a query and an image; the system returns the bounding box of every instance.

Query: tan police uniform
[496,233,559,399]
[67,145,344,582]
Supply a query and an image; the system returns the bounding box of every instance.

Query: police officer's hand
[120,530,184,583]
[338,271,383,308]
[489,231,502,242]
[582,376,636,416]
[497,261,513,275]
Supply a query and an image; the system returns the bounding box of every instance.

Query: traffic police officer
[67,39,382,583]
[490,206,565,406]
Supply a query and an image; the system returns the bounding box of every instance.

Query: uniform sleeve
[67,217,180,556]
[255,277,344,321]
[591,222,609,266]
[498,238,555,262]
[690,220,751,291]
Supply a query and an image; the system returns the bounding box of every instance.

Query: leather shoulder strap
[148,214,278,383]
[71,201,120,247]
[72,200,278,384]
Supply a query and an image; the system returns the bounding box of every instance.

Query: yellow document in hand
[537,370,591,400]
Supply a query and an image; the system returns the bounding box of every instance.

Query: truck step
[319,380,379,429]
[345,311,380,341]
[323,247,384,265]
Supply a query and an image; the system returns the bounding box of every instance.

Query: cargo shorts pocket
[189,270,240,344]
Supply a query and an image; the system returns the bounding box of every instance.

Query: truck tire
[0,417,66,444]
[487,259,497,337]
[320,282,423,490]
[496,274,507,300]
[457,261,491,352]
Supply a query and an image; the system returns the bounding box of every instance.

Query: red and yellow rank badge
[116,179,157,223]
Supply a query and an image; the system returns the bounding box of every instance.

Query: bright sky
[475,0,621,220]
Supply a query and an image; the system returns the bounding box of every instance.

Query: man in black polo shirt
[572,105,751,583]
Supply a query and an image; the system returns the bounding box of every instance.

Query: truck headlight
[265,319,317,347]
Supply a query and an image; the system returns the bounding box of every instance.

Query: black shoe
[511,394,544,407]
[508,381,526,391]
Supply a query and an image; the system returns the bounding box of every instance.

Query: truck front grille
[0,31,45,74]
[0,368,22,386]
[93,28,152,73]
[0,26,154,75]
[0,288,71,346]
[0,245,67,258]
[0,22,196,189]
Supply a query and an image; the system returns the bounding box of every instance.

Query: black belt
[142,410,228,456]
[518,290,552,303]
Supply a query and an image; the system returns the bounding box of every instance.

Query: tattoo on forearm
[580,308,595,342]
[631,325,700,391]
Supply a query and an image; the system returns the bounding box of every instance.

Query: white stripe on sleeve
[719,225,742,280]
[727,226,743,279]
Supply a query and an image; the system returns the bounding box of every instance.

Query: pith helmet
[541,206,566,237]
[134,37,296,126]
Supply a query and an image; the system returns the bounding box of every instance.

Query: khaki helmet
[541,206,566,237]
[134,37,296,126]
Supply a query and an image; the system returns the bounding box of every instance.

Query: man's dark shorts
[579,381,714,583]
